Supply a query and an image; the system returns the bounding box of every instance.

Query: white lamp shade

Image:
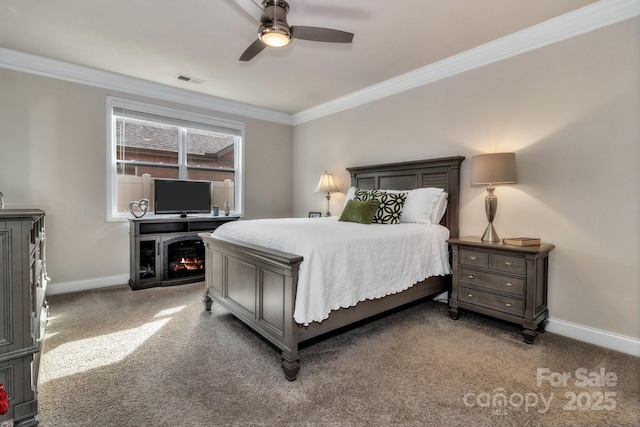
[471,153,517,185]
[314,172,339,193]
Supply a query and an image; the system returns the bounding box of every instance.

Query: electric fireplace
[163,235,205,281]
[128,215,238,290]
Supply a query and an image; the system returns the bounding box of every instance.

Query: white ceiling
[1,0,599,114]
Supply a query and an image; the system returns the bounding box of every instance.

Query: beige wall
[0,69,293,287]
[0,18,637,345]
[292,19,640,339]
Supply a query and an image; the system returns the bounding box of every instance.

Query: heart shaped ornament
[128,199,149,218]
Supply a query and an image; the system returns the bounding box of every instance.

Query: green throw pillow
[339,200,380,224]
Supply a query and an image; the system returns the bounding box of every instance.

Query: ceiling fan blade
[233,0,265,22]
[239,39,267,61]
[291,26,354,43]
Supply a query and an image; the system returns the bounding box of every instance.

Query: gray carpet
[38,283,639,427]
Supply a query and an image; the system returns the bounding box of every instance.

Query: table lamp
[471,153,517,242]
[314,171,339,217]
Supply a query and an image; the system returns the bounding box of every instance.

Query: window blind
[113,107,242,137]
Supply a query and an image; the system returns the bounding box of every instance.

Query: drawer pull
[469,255,477,261]
[505,302,512,307]
[505,281,513,287]
[504,260,513,266]
[467,293,474,298]
[468,274,475,279]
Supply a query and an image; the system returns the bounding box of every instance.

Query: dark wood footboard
[200,232,450,380]
[200,233,304,380]
[201,156,464,380]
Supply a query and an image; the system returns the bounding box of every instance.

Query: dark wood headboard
[346,156,465,238]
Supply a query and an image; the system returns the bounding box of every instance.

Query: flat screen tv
[154,179,211,216]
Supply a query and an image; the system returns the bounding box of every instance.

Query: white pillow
[430,192,448,224]
[343,186,356,208]
[385,187,443,224]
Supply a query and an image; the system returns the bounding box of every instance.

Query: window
[107,98,244,220]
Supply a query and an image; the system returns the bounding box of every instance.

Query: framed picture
[308,212,321,218]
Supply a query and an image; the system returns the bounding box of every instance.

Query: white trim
[547,317,640,357]
[46,274,130,295]
[0,48,292,126]
[293,0,640,124]
[1,1,637,126]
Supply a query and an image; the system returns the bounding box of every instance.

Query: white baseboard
[547,317,640,357]
[46,277,640,357]
[46,274,129,295]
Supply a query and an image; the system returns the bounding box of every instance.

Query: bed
[199,156,464,380]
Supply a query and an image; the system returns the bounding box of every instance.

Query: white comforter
[213,217,451,325]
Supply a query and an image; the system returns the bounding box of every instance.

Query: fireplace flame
[178,257,203,270]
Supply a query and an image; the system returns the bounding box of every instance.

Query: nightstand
[447,237,555,344]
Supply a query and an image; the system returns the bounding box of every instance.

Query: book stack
[503,237,541,247]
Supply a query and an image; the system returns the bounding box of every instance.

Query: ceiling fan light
[259,27,291,47]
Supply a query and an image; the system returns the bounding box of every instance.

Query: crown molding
[1,0,638,127]
[293,0,640,125]
[0,48,294,126]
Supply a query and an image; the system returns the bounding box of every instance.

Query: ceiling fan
[234,0,354,61]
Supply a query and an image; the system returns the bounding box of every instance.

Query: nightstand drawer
[459,249,488,268]
[490,253,526,274]
[459,285,525,316]
[459,268,525,296]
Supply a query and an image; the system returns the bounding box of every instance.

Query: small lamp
[471,153,517,242]
[314,171,340,217]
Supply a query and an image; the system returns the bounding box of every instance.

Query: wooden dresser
[0,210,48,426]
[447,237,554,343]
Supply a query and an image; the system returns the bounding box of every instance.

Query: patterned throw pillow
[353,188,385,202]
[353,188,407,224]
[373,191,407,224]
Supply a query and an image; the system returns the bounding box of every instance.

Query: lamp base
[325,194,332,217]
[481,222,500,242]
[481,184,500,242]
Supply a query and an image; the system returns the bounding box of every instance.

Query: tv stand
[128,215,238,290]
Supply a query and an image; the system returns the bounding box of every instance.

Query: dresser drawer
[490,253,526,274]
[459,268,525,296]
[459,285,525,317]
[459,249,488,268]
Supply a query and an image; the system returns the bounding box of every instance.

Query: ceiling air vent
[176,75,205,84]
